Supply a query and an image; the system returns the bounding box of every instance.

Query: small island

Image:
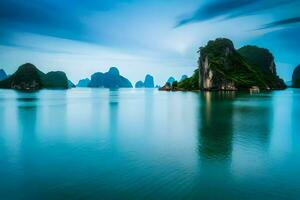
[89,67,132,88]
[0,63,72,91]
[135,74,155,88]
[77,78,91,87]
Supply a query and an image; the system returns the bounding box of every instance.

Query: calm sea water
[0,88,300,200]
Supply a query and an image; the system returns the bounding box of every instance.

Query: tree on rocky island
[174,38,286,91]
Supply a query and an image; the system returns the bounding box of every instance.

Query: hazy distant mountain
[135,81,144,88]
[89,67,132,88]
[180,75,188,82]
[77,78,90,87]
[167,77,176,84]
[0,63,70,91]
[0,69,7,81]
[135,74,155,88]
[144,74,154,88]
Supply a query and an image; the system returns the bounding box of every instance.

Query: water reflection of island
[108,89,120,153]
[193,91,274,198]
[197,92,274,161]
[197,92,235,161]
[190,92,236,199]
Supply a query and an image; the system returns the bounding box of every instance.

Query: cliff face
[0,63,70,91]
[292,65,300,88]
[197,38,286,91]
[198,39,240,90]
[89,67,132,88]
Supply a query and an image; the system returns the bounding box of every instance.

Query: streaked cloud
[0,0,133,42]
[176,0,298,27]
[258,16,300,30]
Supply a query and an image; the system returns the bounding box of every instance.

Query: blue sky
[0,0,299,84]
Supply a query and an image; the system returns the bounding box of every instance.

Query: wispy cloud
[175,0,298,27]
[0,0,133,42]
[257,16,300,30]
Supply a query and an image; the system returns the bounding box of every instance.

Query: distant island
[135,74,155,88]
[180,75,188,82]
[77,78,91,87]
[0,63,72,91]
[161,38,286,91]
[159,77,178,91]
[0,39,296,92]
[292,65,300,88]
[167,77,176,85]
[0,65,132,91]
[87,67,132,88]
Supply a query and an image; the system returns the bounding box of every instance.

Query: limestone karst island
[1,0,300,200]
[0,38,288,92]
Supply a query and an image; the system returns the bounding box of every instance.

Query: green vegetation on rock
[42,71,69,89]
[177,69,199,90]
[0,63,70,91]
[175,38,286,91]
[238,45,276,74]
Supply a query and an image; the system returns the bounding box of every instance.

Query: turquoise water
[0,88,300,199]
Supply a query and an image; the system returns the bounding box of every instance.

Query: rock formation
[89,67,132,88]
[159,82,172,91]
[167,77,176,85]
[180,75,188,82]
[292,65,300,88]
[238,45,277,74]
[144,74,154,88]
[134,74,155,88]
[77,78,91,87]
[135,81,144,88]
[176,38,286,91]
[68,80,76,88]
[0,63,70,91]
[42,71,69,89]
